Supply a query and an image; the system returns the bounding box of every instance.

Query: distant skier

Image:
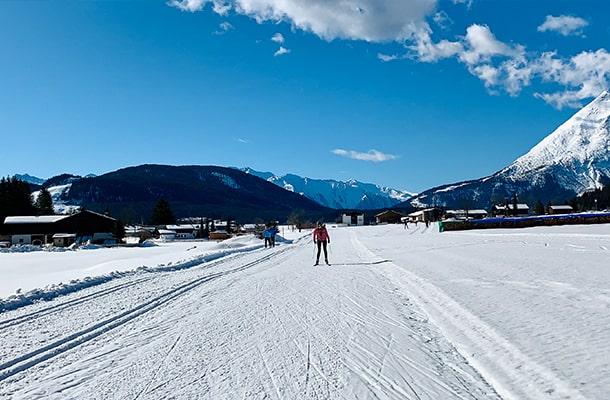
[263,225,272,248]
[270,224,278,247]
[312,222,330,265]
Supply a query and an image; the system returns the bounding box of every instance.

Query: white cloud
[406,22,608,108]
[271,33,285,44]
[407,24,463,62]
[460,24,521,65]
[451,0,472,8]
[214,21,234,34]
[169,0,437,42]
[167,0,206,12]
[167,0,609,109]
[213,2,232,14]
[532,49,610,108]
[433,10,452,31]
[378,53,399,62]
[332,149,398,162]
[538,15,588,37]
[168,0,231,14]
[274,46,291,56]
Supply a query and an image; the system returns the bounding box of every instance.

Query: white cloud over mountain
[332,149,398,162]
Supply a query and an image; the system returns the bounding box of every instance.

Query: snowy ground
[0,222,609,399]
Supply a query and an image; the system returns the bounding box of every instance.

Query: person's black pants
[316,240,328,261]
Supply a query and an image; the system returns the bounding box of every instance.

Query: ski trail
[258,344,283,400]
[0,248,294,383]
[133,334,182,400]
[350,232,587,400]
[392,269,586,399]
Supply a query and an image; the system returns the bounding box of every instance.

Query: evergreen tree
[112,219,126,243]
[35,186,54,215]
[534,200,545,215]
[512,193,518,217]
[204,218,210,238]
[569,197,578,211]
[0,177,36,219]
[150,199,175,226]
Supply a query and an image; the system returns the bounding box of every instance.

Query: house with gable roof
[0,209,116,246]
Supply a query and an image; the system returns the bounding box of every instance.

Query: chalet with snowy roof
[407,207,443,223]
[165,224,199,239]
[547,205,574,215]
[445,209,488,220]
[0,209,116,246]
[492,203,530,217]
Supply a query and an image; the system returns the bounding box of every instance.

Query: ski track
[0,228,502,400]
[0,247,293,389]
[350,226,589,400]
[1,225,600,399]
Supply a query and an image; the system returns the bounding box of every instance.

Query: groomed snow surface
[1,222,609,399]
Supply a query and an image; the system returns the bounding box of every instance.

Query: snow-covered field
[0,222,609,399]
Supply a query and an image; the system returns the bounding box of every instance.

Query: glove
[314,240,317,244]
[328,240,330,244]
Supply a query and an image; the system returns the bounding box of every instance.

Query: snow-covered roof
[494,204,530,210]
[166,224,198,230]
[446,209,488,214]
[52,233,77,238]
[3,215,69,224]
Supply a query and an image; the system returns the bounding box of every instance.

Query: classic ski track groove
[0,247,292,382]
[0,276,156,329]
[0,250,253,327]
[349,231,587,400]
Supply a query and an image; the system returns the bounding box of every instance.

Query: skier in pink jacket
[312,222,330,265]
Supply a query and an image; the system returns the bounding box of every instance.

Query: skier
[269,224,278,247]
[262,225,272,248]
[312,222,330,265]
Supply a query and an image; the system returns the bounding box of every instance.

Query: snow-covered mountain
[408,90,610,208]
[240,168,414,210]
[13,174,45,186]
[502,90,610,192]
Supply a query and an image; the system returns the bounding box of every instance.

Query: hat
[317,221,323,226]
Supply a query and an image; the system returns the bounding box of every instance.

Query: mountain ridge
[12,89,610,214]
[406,90,610,209]
[50,165,335,223]
[239,167,414,210]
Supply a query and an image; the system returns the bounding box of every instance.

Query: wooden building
[0,209,116,246]
[547,205,574,215]
[375,210,404,224]
[492,203,530,217]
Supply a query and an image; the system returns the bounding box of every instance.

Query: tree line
[0,177,53,220]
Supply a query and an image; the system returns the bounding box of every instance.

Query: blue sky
[1,0,609,193]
